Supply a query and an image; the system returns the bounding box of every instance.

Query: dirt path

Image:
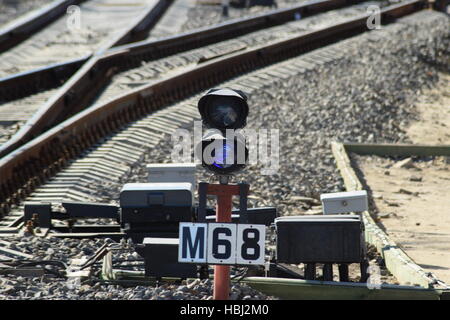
[358,156,450,284]
[355,72,450,284]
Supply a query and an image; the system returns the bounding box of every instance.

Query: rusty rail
[0,56,88,103]
[0,0,358,103]
[0,0,88,53]
[0,0,174,103]
[0,0,173,156]
[0,0,426,216]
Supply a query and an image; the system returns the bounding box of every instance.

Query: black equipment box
[275,215,365,264]
[120,183,193,224]
[136,237,197,278]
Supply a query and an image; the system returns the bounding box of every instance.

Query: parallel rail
[0,0,356,103]
[0,0,174,155]
[0,1,426,217]
[343,142,450,156]
[0,0,174,103]
[0,0,87,53]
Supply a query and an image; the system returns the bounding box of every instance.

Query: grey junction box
[320,190,368,214]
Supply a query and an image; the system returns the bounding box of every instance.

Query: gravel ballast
[180,0,301,32]
[0,10,449,300]
[122,10,450,214]
[0,236,272,300]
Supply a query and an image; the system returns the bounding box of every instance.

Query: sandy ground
[407,73,450,145]
[355,73,450,284]
[358,156,450,284]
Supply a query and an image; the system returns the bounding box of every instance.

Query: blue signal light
[212,143,233,169]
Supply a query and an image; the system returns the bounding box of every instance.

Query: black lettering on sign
[241,228,260,260]
[212,227,232,260]
[182,226,206,260]
[207,223,236,264]
[178,223,208,263]
[236,224,265,265]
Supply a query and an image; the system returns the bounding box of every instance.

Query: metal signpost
[178,181,266,300]
[178,88,266,300]
[208,183,238,300]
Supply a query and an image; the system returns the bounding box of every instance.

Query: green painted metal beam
[242,277,443,300]
[103,268,449,300]
[344,143,450,156]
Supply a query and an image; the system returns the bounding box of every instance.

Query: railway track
[0,0,318,105]
[0,0,173,114]
[0,0,426,226]
[0,0,361,158]
[92,2,379,106]
[0,0,171,79]
[0,0,448,301]
[0,0,85,53]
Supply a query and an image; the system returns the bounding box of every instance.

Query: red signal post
[200,182,249,300]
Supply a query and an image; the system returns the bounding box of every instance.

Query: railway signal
[196,88,249,175]
[197,88,250,300]
[198,88,248,130]
[183,88,266,300]
[197,130,248,175]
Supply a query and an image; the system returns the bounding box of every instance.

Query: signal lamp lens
[198,89,248,130]
[212,142,234,169]
[196,131,248,175]
[207,97,240,128]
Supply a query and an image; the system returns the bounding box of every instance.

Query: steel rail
[0,0,173,156]
[0,56,88,103]
[0,0,88,53]
[0,0,426,217]
[0,0,359,103]
[0,0,174,103]
[343,142,450,156]
[241,277,447,299]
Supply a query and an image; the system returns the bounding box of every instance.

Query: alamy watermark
[171,121,280,175]
[66,5,82,31]
[366,5,381,30]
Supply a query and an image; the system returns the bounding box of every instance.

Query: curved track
[0,0,448,301]
[0,0,86,53]
[0,0,425,221]
[0,0,362,158]
[0,0,170,78]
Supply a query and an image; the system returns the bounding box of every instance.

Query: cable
[231,267,249,282]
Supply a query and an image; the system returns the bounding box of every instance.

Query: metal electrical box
[320,190,368,214]
[137,238,197,278]
[147,163,197,189]
[120,183,194,224]
[275,215,365,264]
